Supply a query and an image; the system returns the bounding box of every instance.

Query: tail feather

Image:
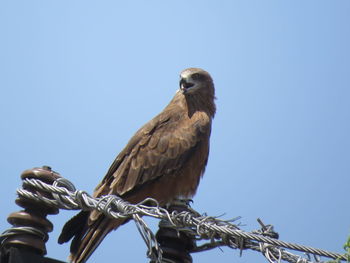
[59,211,125,263]
[58,211,89,245]
[70,217,116,263]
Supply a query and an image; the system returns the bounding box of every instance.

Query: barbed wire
[3,177,348,263]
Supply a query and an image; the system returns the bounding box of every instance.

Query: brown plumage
[58,68,216,263]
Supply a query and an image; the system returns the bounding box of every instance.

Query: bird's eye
[192,73,199,79]
[191,73,203,81]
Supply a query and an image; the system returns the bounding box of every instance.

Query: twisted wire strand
[247,242,316,263]
[0,226,48,244]
[133,213,163,262]
[3,178,348,263]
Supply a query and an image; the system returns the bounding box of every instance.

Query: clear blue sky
[1,1,349,262]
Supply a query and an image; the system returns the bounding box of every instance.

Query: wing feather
[157,136,169,153]
[148,135,159,149]
[93,110,210,201]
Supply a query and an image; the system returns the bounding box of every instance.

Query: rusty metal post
[150,200,196,263]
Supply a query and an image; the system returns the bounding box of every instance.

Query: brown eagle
[58,68,216,263]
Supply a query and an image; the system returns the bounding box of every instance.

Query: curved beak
[180,78,194,93]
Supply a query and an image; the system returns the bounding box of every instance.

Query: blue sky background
[1,1,350,262]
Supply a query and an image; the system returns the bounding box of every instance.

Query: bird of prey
[58,68,216,263]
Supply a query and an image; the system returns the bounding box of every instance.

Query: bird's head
[179,68,215,97]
